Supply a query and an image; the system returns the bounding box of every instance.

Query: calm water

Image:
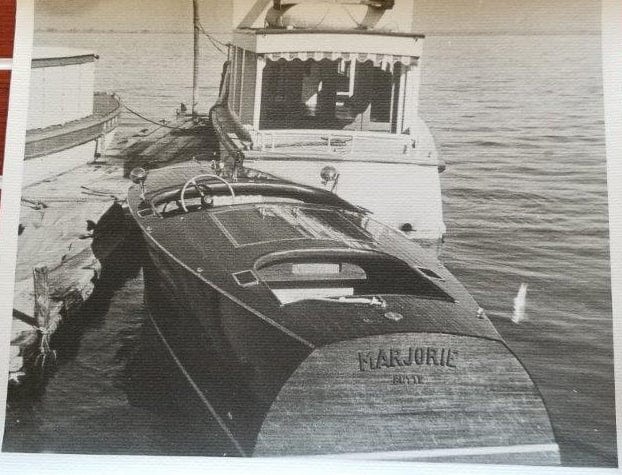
[3,33,615,467]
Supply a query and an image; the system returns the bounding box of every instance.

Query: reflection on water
[2,33,616,467]
[4,237,233,456]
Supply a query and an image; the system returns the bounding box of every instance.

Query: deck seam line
[132,208,315,349]
[293,443,560,460]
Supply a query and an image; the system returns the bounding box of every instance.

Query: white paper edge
[0,0,619,473]
[0,0,33,450]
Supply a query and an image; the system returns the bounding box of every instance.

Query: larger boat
[22,47,121,187]
[126,162,559,464]
[210,0,445,251]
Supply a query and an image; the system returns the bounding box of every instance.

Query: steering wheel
[180,174,236,213]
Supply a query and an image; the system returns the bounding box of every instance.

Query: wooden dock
[9,114,214,390]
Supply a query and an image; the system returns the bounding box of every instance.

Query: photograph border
[0,0,620,473]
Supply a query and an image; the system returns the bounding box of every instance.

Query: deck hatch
[232,270,259,287]
[418,267,443,280]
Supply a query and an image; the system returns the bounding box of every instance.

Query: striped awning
[264,51,418,70]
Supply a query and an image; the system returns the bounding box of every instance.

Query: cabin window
[260,59,400,132]
[261,60,305,127]
[370,69,393,124]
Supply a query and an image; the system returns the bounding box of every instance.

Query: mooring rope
[116,25,228,127]
[120,101,187,130]
[339,3,365,29]
[196,21,228,55]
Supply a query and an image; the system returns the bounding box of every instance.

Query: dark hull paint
[127,165,559,462]
[142,241,311,454]
[140,234,558,463]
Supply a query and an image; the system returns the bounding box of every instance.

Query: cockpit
[252,249,453,306]
[131,167,362,219]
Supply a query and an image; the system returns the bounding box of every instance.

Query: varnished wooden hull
[255,332,559,464]
[140,238,559,463]
[141,240,311,455]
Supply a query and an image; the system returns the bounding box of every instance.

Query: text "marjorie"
[358,347,458,371]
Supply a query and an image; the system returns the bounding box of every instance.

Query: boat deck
[117,115,218,175]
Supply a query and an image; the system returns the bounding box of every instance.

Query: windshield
[211,204,373,247]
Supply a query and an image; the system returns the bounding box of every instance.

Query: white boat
[23,48,122,187]
[210,0,445,252]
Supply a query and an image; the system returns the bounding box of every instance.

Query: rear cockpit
[253,250,454,306]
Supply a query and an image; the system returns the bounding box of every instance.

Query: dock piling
[33,266,50,330]
[33,265,57,371]
[9,113,214,391]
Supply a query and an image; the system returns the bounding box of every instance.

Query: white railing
[253,129,411,154]
[249,121,438,164]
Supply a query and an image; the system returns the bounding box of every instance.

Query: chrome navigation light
[320,165,339,192]
[384,311,404,322]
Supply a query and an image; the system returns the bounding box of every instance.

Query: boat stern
[253,332,559,465]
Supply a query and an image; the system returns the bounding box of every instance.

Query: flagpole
[192,0,200,120]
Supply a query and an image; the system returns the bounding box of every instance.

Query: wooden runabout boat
[127,162,559,464]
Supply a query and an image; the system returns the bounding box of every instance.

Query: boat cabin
[213,1,445,250]
[227,29,423,135]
